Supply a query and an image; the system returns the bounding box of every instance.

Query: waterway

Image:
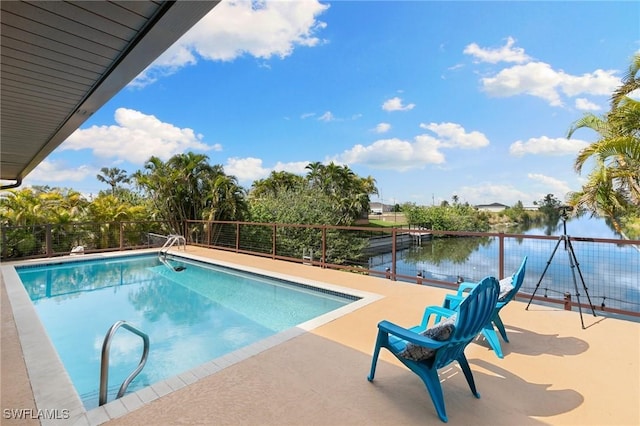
[369,216,640,314]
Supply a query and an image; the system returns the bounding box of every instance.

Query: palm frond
[567,114,609,139]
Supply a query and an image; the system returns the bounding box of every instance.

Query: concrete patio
[2,246,639,425]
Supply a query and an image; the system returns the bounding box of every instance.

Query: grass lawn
[366,213,407,227]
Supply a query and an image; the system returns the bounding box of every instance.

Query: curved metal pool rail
[99,320,150,406]
[160,234,186,255]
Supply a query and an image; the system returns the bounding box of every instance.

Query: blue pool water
[17,254,355,409]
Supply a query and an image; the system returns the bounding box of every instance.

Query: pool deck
[2,246,639,425]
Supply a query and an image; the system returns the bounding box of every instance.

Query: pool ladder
[159,234,186,256]
[99,321,149,406]
[159,234,186,270]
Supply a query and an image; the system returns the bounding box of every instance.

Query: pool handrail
[99,320,150,406]
[159,234,186,256]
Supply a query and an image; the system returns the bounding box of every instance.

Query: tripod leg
[566,237,597,318]
[526,236,563,310]
[564,238,586,329]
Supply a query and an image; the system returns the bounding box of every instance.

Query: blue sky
[22,1,640,207]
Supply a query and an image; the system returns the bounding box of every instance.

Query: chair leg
[415,366,448,423]
[482,324,504,359]
[458,355,480,398]
[493,314,509,342]
[367,330,385,381]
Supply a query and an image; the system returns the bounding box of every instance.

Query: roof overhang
[1,1,219,189]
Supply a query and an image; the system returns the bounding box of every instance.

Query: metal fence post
[1,228,6,258]
[272,224,277,259]
[183,221,188,243]
[45,224,52,257]
[391,227,397,281]
[499,232,505,279]
[236,222,240,252]
[119,222,124,251]
[321,226,326,268]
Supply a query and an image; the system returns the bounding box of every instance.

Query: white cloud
[224,157,270,183]
[273,161,310,175]
[560,69,620,97]
[26,161,94,183]
[528,173,572,196]
[509,136,589,157]
[374,123,391,133]
[335,122,488,171]
[382,97,415,112]
[575,98,601,111]
[481,62,565,106]
[457,183,531,206]
[337,137,444,171]
[463,36,530,64]
[419,122,489,149]
[318,111,335,122]
[223,158,310,184]
[133,0,329,86]
[302,111,360,122]
[479,62,620,107]
[61,108,219,164]
[130,45,198,87]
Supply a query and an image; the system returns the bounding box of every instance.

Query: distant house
[370,202,386,214]
[475,202,509,212]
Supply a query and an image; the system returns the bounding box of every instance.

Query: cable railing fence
[185,221,639,317]
[2,220,638,318]
[1,220,176,259]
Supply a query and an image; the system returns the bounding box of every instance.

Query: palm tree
[0,187,88,226]
[611,53,640,106]
[87,194,139,248]
[305,161,324,188]
[133,156,176,224]
[134,152,247,230]
[250,171,303,198]
[0,187,89,256]
[96,167,130,195]
[567,53,640,222]
[204,174,247,221]
[0,188,40,226]
[45,188,88,223]
[315,163,378,224]
[167,152,221,222]
[567,161,628,233]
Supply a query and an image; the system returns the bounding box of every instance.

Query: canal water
[369,216,640,314]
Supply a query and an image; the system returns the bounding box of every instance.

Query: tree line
[0,156,379,231]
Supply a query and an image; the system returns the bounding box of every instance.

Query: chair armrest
[443,294,464,310]
[420,305,456,329]
[378,320,446,349]
[456,282,477,296]
[442,282,478,309]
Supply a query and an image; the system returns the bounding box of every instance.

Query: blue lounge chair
[367,276,499,423]
[443,256,528,358]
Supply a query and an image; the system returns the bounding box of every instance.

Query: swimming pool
[14,253,361,410]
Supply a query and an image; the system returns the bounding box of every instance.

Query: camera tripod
[526,211,596,329]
